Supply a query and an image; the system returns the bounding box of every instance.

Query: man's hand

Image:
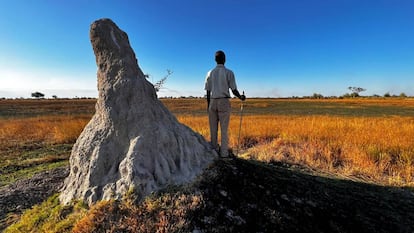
[239,90,246,101]
[232,89,246,101]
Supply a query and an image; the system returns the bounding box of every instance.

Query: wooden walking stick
[236,91,245,156]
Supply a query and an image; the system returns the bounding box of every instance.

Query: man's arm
[206,90,211,110]
[232,89,246,101]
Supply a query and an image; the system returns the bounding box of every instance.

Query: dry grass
[3,98,414,232]
[178,114,414,186]
[1,98,413,187]
[72,191,202,233]
[0,115,90,148]
[0,115,89,186]
[5,188,202,233]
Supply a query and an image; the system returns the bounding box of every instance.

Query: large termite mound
[59,18,217,205]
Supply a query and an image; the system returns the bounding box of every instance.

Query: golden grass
[0,115,90,148]
[72,192,201,233]
[178,114,414,186]
[1,98,413,187]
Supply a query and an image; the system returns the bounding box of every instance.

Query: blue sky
[1,0,413,98]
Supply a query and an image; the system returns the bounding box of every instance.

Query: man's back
[205,64,237,99]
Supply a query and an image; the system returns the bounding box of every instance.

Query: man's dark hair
[215,50,226,64]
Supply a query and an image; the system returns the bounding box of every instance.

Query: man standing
[205,50,246,157]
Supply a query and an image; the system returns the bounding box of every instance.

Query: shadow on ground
[192,158,414,233]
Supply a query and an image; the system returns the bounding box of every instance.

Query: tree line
[309,86,409,99]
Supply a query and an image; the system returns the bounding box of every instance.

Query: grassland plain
[1,98,414,188]
[2,98,414,232]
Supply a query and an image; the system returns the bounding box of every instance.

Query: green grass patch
[2,98,414,118]
[237,99,414,117]
[4,194,88,233]
[0,99,95,119]
[0,160,68,187]
[0,144,71,187]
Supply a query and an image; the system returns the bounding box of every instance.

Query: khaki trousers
[208,98,231,156]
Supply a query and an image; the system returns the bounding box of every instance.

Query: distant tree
[384,92,391,98]
[399,92,407,98]
[348,86,366,97]
[52,95,58,99]
[312,93,324,99]
[31,92,45,99]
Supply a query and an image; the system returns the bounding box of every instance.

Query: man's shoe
[220,149,236,159]
[227,148,236,158]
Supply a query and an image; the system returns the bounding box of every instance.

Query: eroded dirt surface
[0,167,68,231]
